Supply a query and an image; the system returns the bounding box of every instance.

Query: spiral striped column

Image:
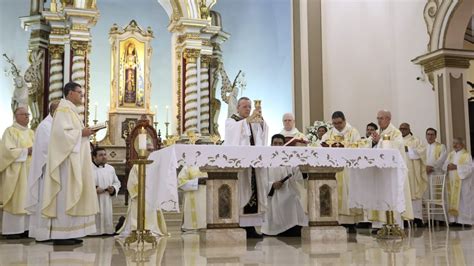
[48,47,64,101]
[184,60,199,133]
[199,58,210,134]
[71,52,86,121]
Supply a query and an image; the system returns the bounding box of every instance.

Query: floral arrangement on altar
[306,121,333,143]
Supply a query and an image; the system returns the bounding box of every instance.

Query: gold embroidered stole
[447,150,469,216]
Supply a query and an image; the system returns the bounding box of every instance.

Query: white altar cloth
[147,145,407,213]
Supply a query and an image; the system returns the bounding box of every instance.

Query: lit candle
[166,105,169,123]
[138,127,147,150]
[94,102,98,120]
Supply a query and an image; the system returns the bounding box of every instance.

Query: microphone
[268,173,293,197]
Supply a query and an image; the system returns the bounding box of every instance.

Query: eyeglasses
[16,113,30,117]
[72,90,84,96]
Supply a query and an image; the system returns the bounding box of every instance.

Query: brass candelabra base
[125,229,157,247]
[375,210,405,239]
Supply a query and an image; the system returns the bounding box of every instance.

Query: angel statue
[219,64,246,118]
[24,49,44,129]
[3,54,29,114]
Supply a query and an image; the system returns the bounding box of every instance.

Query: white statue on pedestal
[219,64,246,118]
[3,54,29,113]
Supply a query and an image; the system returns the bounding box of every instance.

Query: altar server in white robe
[261,134,307,236]
[0,106,34,238]
[118,163,168,237]
[26,100,59,241]
[399,123,428,227]
[320,111,362,233]
[178,165,207,231]
[370,110,414,230]
[224,96,269,238]
[91,147,121,235]
[443,138,473,226]
[41,82,100,245]
[425,128,447,175]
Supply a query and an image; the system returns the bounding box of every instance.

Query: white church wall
[322,0,436,139]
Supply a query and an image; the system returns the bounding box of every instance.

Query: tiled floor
[0,227,472,265]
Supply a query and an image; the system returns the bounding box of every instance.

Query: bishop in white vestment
[26,100,59,241]
[91,147,121,235]
[224,97,268,238]
[41,82,99,244]
[443,138,473,226]
[0,107,34,237]
[261,134,307,236]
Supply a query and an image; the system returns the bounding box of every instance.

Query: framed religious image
[119,38,145,108]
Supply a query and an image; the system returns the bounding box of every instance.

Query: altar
[146,144,408,243]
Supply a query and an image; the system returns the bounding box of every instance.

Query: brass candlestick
[165,122,170,138]
[125,146,156,246]
[375,210,405,239]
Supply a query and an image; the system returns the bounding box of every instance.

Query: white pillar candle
[166,105,169,123]
[138,129,147,150]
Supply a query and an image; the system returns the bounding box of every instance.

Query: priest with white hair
[443,137,473,226]
[224,96,269,238]
[280,113,307,146]
[26,100,60,241]
[0,106,34,239]
[369,110,414,232]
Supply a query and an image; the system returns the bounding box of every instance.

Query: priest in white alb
[369,110,414,231]
[320,111,361,233]
[425,128,447,175]
[399,123,427,227]
[261,134,307,236]
[26,100,59,241]
[0,106,34,238]
[443,137,473,226]
[279,113,307,146]
[224,96,269,238]
[178,165,207,231]
[41,82,100,245]
[91,147,121,235]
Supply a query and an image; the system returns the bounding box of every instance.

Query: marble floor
[0,227,472,265]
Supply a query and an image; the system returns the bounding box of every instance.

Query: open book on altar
[90,122,107,131]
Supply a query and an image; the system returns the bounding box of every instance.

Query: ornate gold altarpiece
[98,20,155,183]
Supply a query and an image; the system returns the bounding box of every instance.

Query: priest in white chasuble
[261,134,307,236]
[26,100,59,241]
[369,110,414,230]
[224,96,269,238]
[118,163,168,237]
[320,111,362,233]
[425,128,447,175]
[399,123,428,227]
[41,82,99,245]
[90,147,121,235]
[279,113,307,146]
[443,138,473,226]
[178,165,207,231]
[0,106,34,238]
